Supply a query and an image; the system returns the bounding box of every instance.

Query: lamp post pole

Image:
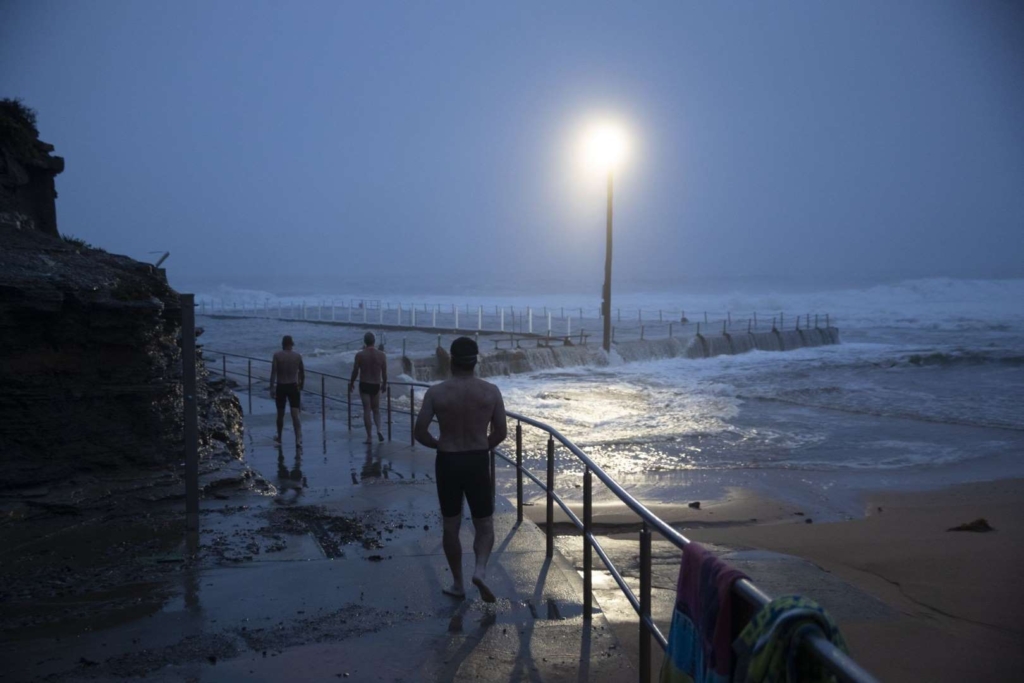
[602,171,614,353]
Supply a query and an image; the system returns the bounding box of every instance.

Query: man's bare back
[353,347,387,386]
[271,349,304,386]
[417,376,506,452]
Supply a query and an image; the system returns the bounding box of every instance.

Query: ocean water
[195,278,1024,517]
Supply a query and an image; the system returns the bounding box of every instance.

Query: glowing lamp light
[584,123,628,172]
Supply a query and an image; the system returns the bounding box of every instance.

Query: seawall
[406,327,840,380]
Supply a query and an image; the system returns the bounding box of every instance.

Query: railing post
[181,294,199,533]
[321,375,326,432]
[545,435,554,558]
[347,386,352,431]
[247,360,252,415]
[387,387,392,441]
[640,521,652,681]
[515,421,523,524]
[583,466,593,621]
[669,322,673,339]
[410,386,415,447]
[640,324,644,341]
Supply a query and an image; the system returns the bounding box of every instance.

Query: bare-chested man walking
[269,335,305,446]
[414,337,507,602]
[349,332,388,445]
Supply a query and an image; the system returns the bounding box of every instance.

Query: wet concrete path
[3,395,635,682]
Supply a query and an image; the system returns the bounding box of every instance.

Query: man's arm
[297,356,305,392]
[487,388,508,450]
[414,389,438,449]
[348,353,360,393]
[269,355,277,398]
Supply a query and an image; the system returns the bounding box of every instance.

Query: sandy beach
[534,478,1024,682]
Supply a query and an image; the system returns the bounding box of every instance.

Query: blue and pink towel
[659,542,849,683]
[659,542,749,683]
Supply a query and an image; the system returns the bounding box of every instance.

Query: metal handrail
[204,347,875,683]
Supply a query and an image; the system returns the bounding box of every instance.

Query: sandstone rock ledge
[0,224,248,506]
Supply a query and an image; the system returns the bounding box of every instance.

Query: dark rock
[0,99,64,237]
[805,518,813,524]
[688,501,700,509]
[0,222,244,496]
[947,518,994,533]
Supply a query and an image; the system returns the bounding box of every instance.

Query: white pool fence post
[500,308,505,332]
[478,305,482,330]
[455,308,460,329]
[528,307,533,334]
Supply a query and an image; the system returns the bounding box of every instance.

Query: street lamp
[584,123,627,352]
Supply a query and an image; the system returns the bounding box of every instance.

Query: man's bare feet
[363,438,373,445]
[442,584,465,599]
[472,576,495,603]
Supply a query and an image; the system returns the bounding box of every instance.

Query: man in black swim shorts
[270,335,305,446]
[414,337,507,602]
[349,332,388,444]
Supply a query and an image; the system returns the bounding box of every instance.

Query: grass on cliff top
[0,98,42,162]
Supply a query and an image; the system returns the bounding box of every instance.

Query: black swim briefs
[435,449,493,519]
[275,383,300,410]
[359,381,380,397]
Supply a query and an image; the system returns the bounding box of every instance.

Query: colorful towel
[733,595,848,683]
[659,542,749,683]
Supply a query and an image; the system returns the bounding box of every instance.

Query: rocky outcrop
[0,224,244,493]
[0,99,64,237]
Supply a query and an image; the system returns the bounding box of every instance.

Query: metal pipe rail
[204,348,875,683]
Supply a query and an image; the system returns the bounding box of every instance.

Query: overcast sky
[2,1,1022,295]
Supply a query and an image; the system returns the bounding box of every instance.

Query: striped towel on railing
[659,542,749,683]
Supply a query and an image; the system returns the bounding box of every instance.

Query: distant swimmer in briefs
[680,309,689,324]
[270,335,305,446]
[414,337,508,603]
[349,332,388,445]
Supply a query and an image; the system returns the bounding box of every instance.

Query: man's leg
[290,407,302,446]
[275,404,284,442]
[442,514,465,597]
[371,392,383,440]
[470,515,496,603]
[360,393,373,443]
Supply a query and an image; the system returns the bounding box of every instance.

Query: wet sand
[533,478,1024,682]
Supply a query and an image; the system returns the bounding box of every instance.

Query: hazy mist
[3,0,1023,295]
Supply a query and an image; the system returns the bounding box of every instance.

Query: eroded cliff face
[0,225,244,494]
[0,99,63,237]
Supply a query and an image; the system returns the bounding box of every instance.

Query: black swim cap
[364,332,375,346]
[450,336,478,367]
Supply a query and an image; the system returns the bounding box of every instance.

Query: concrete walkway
[7,394,636,682]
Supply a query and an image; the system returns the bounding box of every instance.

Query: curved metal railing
[206,348,877,683]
